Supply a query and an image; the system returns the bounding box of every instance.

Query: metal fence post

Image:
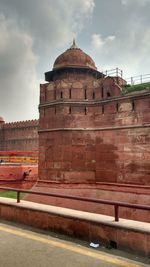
[17,191,20,203]
[114,205,119,221]
[116,67,118,77]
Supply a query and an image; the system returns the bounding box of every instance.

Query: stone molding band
[39,92,150,109]
[38,123,150,133]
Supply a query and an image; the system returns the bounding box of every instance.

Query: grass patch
[122,82,150,94]
[0,191,27,199]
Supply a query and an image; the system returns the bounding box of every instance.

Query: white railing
[102,68,150,86]
[125,73,150,85]
[102,68,123,78]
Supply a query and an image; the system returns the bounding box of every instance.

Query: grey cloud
[0,0,94,122]
[0,0,149,121]
[121,0,149,6]
[0,14,38,122]
[89,0,150,78]
[0,0,94,54]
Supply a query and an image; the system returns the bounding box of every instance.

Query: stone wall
[0,120,39,151]
[38,69,150,185]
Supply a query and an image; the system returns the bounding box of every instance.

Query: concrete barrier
[0,197,149,257]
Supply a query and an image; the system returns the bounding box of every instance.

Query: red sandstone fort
[0,41,150,257]
[0,40,150,217]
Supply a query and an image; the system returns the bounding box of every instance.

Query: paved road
[0,222,148,267]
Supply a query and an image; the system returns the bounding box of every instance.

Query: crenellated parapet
[0,119,39,151]
[4,119,39,129]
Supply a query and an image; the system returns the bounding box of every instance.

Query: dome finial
[70,38,78,49]
[73,38,76,46]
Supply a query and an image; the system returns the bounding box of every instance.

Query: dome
[53,39,97,71]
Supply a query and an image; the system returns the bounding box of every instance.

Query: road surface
[0,221,148,267]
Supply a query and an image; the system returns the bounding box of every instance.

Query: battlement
[0,119,39,152]
[3,119,39,129]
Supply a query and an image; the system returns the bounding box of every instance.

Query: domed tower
[38,41,121,184]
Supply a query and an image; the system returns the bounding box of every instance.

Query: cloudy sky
[0,0,150,122]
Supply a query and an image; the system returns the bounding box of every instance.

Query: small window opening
[93,91,95,99]
[107,91,111,97]
[60,91,63,99]
[54,90,56,100]
[132,101,135,111]
[85,106,87,115]
[69,106,71,114]
[85,89,87,100]
[55,107,56,114]
[116,102,119,112]
[69,88,72,99]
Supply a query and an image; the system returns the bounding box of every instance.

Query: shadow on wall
[95,135,119,183]
[122,162,150,185]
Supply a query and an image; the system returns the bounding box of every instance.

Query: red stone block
[117,230,148,255]
[96,170,117,182]
[62,146,72,161]
[104,103,117,114]
[63,171,95,183]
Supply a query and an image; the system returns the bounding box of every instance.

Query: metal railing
[0,187,150,222]
[102,68,123,78]
[126,73,150,85]
[102,69,150,87]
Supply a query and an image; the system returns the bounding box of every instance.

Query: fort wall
[38,70,150,185]
[0,119,39,151]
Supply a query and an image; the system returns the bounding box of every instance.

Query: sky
[0,0,150,122]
